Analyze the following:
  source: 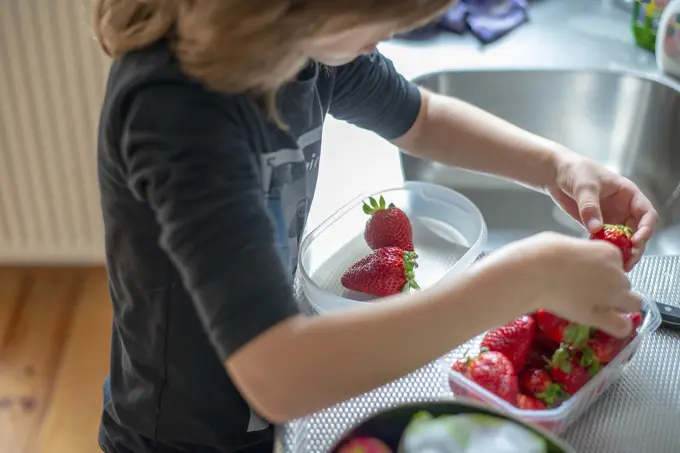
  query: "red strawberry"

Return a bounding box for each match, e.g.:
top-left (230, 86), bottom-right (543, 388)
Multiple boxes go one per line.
top-left (338, 437), bottom-right (392, 453)
top-left (341, 247), bottom-right (419, 297)
top-left (525, 347), bottom-right (551, 371)
top-left (452, 357), bottom-right (469, 374)
top-left (517, 394), bottom-right (547, 410)
top-left (533, 327), bottom-right (561, 352)
top-left (524, 328), bottom-right (560, 369)
top-left (464, 349), bottom-right (519, 405)
top-left (536, 310), bottom-right (591, 348)
top-left (480, 315), bottom-right (535, 371)
top-left (550, 350), bottom-right (594, 395)
top-left (589, 224), bottom-right (634, 263)
top-left (518, 368), bottom-right (565, 407)
top-left (580, 311), bottom-right (644, 366)
top-left (363, 196), bottom-right (414, 252)
top-left (535, 310), bottom-right (570, 344)
top-left (581, 331), bottom-right (626, 365)
top-left (627, 311), bottom-right (644, 330)
top-left (626, 311), bottom-right (643, 342)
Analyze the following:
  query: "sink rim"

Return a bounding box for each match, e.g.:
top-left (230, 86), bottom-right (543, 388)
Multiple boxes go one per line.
top-left (411, 66), bottom-right (680, 94)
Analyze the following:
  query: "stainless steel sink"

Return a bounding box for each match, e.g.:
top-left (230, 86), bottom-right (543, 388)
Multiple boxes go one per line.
top-left (401, 70), bottom-right (680, 254)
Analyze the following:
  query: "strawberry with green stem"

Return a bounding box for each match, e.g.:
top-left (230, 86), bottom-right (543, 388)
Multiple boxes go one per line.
top-left (579, 311), bottom-right (643, 367)
top-left (452, 348), bottom-right (519, 405)
top-left (549, 311), bottom-right (642, 376)
top-left (536, 310), bottom-right (596, 350)
top-left (535, 310), bottom-right (572, 345)
top-left (341, 247), bottom-right (420, 297)
top-left (549, 351), bottom-right (594, 395)
top-left (590, 224), bottom-right (635, 263)
top-left (518, 368), bottom-right (566, 408)
top-left (363, 195), bottom-right (414, 252)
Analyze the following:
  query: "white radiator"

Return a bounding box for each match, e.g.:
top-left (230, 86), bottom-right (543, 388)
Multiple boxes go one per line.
top-left (0, 1), bottom-right (110, 264)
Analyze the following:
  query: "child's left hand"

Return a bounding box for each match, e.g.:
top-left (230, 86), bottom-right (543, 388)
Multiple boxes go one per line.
top-left (547, 152), bottom-right (659, 271)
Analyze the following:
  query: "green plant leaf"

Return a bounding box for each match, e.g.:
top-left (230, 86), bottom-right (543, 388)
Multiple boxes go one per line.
top-left (379, 195), bottom-right (386, 209)
top-left (579, 346), bottom-right (595, 367)
top-left (369, 197), bottom-right (379, 209)
top-left (563, 324), bottom-right (591, 349)
top-left (587, 361), bottom-right (601, 377)
top-left (552, 347), bottom-right (572, 373)
top-left (536, 383), bottom-right (564, 407)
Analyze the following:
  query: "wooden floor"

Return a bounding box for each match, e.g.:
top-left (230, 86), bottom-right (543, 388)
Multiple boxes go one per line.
top-left (0, 267), bottom-right (112, 453)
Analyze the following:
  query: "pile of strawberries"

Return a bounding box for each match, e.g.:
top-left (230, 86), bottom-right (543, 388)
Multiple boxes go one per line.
top-left (341, 196), bottom-right (419, 297)
top-left (451, 224), bottom-right (642, 410)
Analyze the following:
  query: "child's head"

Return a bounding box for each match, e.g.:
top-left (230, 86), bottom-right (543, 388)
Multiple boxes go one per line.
top-left (93, 0), bottom-right (452, 93)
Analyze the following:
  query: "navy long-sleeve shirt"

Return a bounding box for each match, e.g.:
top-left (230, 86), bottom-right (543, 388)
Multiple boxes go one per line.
top-left (97, 40), bottom-right (421, 453)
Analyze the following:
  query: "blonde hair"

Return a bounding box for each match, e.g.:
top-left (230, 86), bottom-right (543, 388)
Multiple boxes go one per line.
top-left (93, 0), bottom-right (452, 96)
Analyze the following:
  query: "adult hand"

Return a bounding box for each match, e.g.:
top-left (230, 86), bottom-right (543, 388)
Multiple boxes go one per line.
top-left (546, 152), bottom-right (659, 271)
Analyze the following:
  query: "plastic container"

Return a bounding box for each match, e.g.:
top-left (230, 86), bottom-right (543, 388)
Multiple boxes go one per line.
top-left (443, 292), bottom-right (662, 434)
top-left (299, 181), bottom-right (487, 313)
top-left (656, 0), bottom-right (680, 79)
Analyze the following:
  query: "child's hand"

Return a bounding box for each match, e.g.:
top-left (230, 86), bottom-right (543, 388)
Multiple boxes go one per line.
top-left (487, 232), bottom-right (641, 339)
top-left (547, 152), bottom-right (659, 271)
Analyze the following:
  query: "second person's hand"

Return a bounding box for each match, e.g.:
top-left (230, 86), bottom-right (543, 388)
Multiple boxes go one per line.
top-left (547, 151), bottom-right (659, 271)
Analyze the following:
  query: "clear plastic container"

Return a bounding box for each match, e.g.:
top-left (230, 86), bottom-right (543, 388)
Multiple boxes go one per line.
top-left (443, 292), bottom-right (662, 434)
top-left (299, 181), bottom-right (487, 313)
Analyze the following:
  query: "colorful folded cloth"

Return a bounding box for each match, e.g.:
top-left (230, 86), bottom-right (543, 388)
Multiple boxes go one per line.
top-left (399, 0), bottom-right (529, 44)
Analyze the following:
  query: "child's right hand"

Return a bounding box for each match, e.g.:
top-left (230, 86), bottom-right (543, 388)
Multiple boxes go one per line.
top-left (486, 232), bottom-right (641, 339)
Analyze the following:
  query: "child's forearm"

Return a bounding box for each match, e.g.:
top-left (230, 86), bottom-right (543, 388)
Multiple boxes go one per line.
top-left (226, 254), bottom-right (535, 424)
top-left (394, 89), bottom-right (568, 192)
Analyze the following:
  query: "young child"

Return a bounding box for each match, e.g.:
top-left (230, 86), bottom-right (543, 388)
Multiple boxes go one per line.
top-left (93, 1), bottom-right (657, 452)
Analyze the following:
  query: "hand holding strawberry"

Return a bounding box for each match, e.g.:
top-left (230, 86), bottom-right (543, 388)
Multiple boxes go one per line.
top-left (546, 151), bottom-right (658, 270)
top-left (589, 224), bottom-right (634, 264)
top-left (487, 232), bottom-right (641, 339)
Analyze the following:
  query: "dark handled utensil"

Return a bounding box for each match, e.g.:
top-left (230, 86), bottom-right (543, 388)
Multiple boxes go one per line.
top-left (656, 301), bottom-right (680, 329)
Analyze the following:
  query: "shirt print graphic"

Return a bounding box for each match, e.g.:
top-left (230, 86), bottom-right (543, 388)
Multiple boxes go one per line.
top-left (260, 127), bottom-right (322, 275)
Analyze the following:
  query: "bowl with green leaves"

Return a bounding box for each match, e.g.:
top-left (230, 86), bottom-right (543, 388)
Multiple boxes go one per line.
top-left (330, 399), bottom-right (576, 453)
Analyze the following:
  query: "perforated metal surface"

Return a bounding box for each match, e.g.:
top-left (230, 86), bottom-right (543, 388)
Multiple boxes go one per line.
top-left (276, 256), bottom-right (680, 453)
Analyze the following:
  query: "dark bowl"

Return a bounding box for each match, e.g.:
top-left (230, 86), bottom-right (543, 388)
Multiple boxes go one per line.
top-left (329, 399), bottom-right (576, 453)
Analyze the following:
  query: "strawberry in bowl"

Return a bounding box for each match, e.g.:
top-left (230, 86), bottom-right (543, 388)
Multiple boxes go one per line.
top-left (362, 196), bottom-right (414, 252)
top-left (341, 247), bottom-right (420, 297)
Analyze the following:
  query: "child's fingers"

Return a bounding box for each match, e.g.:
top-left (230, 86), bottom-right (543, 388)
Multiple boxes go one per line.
top-left (590, 309), bottom-right (635, 339)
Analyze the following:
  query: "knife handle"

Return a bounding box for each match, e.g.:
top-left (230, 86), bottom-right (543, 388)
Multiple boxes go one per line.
top-left (655, 301), bottom-right (680, 330)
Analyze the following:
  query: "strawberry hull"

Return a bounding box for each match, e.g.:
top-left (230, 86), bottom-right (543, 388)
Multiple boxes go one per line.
top-left (445, 291), bottom-right (660, 434)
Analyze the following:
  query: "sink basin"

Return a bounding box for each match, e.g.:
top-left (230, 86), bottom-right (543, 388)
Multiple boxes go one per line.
top-left (401, 70), bottom-right (680, 255)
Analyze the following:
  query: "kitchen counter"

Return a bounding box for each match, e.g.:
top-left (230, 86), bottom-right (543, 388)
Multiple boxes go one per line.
top-left (280, 256), bottom-right (680, 453)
